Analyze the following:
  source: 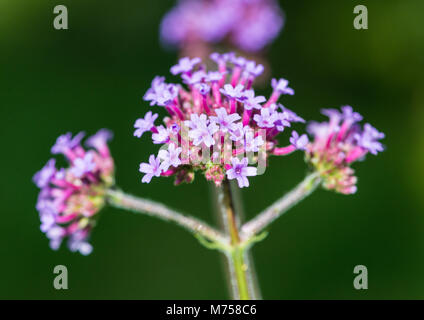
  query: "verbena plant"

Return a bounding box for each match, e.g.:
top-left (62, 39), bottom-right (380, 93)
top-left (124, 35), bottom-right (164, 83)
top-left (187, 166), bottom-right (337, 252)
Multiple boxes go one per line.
top-left (33, 53), bottom-right (384, 299)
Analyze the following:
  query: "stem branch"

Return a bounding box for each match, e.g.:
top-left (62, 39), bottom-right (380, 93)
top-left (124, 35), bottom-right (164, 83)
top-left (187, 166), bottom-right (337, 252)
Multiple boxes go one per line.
top-left (241, 172), bottom-right (321, 238)
top-left (106, 189), bottom-right (228, 245)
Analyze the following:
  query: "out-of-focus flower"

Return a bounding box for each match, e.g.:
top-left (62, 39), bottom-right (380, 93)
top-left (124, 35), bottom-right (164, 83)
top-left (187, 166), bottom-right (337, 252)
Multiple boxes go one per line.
top-left (33, 130), bottom-right (114, 254)
top-left (289, 130), bottom-right (309, 151)
top-left (160, 0), bottom-right (284, 53)
top-left (134, 53), bottom-right (307, 188)
top-left (306, 106), bottom-right (385, 194)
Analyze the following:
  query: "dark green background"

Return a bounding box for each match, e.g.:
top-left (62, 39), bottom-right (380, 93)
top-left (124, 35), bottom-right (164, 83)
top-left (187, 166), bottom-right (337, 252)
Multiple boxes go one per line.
top-left (1, 0), bottom-right (423, 299)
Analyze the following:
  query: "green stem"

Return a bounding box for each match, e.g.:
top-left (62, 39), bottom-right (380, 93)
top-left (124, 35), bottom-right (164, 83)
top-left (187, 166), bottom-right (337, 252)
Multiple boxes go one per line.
top-left (105, 189), bottom-right (228, 245)
top-left (231, 247), bottom-right (250, 300)
top-left (240, 172), bottom-right (322, 238)
top-left (215, 179), bottom-right (260, 300)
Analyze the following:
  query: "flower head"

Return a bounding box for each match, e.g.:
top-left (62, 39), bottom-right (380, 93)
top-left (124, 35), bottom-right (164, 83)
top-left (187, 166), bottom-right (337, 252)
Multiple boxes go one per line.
top-left (160, 0), bottom-right (284, 53)
top-left (306, 106), bottom-right (385, 194)
top-left (34, 129), bottom-right (115, 254)
top-left (134, 53), bottom-right (307, 187)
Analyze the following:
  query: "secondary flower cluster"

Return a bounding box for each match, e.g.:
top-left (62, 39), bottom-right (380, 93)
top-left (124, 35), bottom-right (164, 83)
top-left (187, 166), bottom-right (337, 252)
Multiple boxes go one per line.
top-left (33, 130), bottom-right (114, 254)
top-left (134, 53), bottom-right (307, 188)
top-left (306, 106), bottom-right (385, 194)
top-left (160, 0), bottom-right (284, 53)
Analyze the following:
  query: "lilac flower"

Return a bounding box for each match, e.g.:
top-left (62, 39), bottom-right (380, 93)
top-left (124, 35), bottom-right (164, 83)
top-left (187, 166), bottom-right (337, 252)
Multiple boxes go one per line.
top-left (134, 111), bottom-right (158, 138)
top-left (244, 61), bottom-right (264, 77)
top-left (182, 70), bottom-right (206, 85)
top-left (210, 107), bottom-right (241, 132)
top-left (244, 129), bottom-right (264, 152)
top-left (51, 132), bottom-right (85, 155)
top-left (71, 153), bottom-right (96, 178)
top-left (220, 84), bottom-right (245, 100)
top-left (226, 157), bottom-right (257, 188)
top-left (229, 122), bottom-right (245, 142)
top-left (307, 121), bottom-right (329, 138)
top-left (307, 106), bottom-right (385, 194)
top-left (40, 211), bottom-right (57, 233)
top-left (253, 107), bottom-right (279, 128)
top-left (195, 83), bottom-right (211, 95)
top-left (86, 129), bottom-right (113, 150)
top-left (321, 108), bottom-right (342, 124)
top-left (355, 123), bottom-right (385, 155)
top-left (242, 90), bottom-right (266, 110)
top-left (189, 120), bottom-right (219, 147)
top-left (68, 230), bottom-right (93, 255)
top-left (230, 55), bottom-right (247, 67)
top-left (69, 237), bottom-right (93, 256)
top-left (210, 52), bottom-right (233, 64)
top-left (36, 189), bottom-right (57, 215)
top-left (271, 78), bottom-right (294, 95)
top-left (231, 0), bottom-right (284, 52)
top-left (160, 1), bottom-right (284, 53)
top-left (279, 105), bottom-right (305, 123)
top-left (206, 71), bottom-right (224, 82)
top-left (158, 144), bottom-right (182, 171)
top-left (136, 52), bottom-right (307, 187)
top-left (46, 226), bottom-right (66, 250)
top-left (33, 159), bottom-right (56, 188)
top-left (171, 57), bottom-right (201, 75)
top-left (170, 123), bottom-right (181, 135)
top-left (152, 125), bottom-right (170, 144)
top-left (274, 111), bottom-right (291, 132)
top-left (34, 130), bottom-right (114, 254)
top-left (144, 76), bottom-right (167, 106)
top-left (341, 105), bottom-right (363, 123)
top-left (289, 131), bottom-right (309, 150)
top-left (155, 84), bottom-right (179, 106)
top-left (139, 154), bottom-right (162, 183)
top-left (185, 114), bottom-right (209, 132)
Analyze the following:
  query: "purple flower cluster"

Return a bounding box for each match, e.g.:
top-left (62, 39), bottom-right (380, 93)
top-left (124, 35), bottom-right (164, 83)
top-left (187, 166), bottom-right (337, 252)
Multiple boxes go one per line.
top-left (33, 130), bottom-right (114, 254)
top-left (160, 0), bottom-right (284, 53)
top-left (306, 106), bottom-right (385, 194)
top-left (134, 53), bottom-right (307, 188)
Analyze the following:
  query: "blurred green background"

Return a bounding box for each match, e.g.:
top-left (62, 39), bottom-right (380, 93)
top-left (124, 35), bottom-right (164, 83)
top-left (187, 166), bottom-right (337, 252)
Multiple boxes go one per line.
top-left (1, 0), bottom-right (423, 299)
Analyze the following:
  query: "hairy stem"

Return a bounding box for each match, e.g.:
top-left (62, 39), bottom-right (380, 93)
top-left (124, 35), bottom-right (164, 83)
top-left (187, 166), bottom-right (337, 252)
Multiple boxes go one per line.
top-left (240, 172), bottom-right (321, 238)
top-left (106, 188), bottom-right (228, 245)
top-left (215, 180), bottom-right (260, 300)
